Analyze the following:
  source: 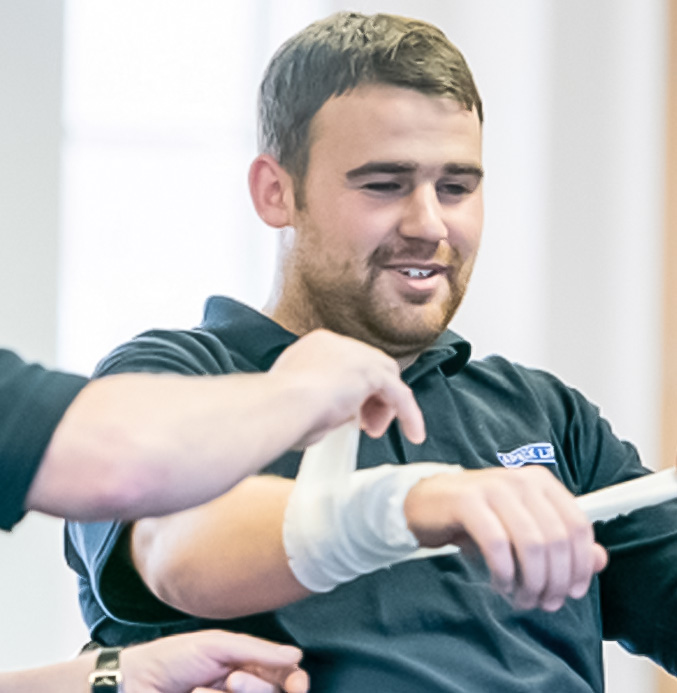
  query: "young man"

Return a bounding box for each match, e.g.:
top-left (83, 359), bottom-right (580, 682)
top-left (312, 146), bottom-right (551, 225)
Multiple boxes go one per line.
top-left (65, 12), bottom-right (677, 693)
top-left (3, 329), bottom-right (423, 692)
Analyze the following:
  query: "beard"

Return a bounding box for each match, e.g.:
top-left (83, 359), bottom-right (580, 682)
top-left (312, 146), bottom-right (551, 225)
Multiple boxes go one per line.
top-left (297, 240), bottom-right (472, 358)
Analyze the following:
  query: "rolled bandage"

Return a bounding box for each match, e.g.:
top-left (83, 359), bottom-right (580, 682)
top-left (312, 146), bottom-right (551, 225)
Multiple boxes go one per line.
top-left (576, 468), bottom-right (677, 523)
top-left (283, 422), bottom-right (461, 593)
top-left (284, 422), bottom-right (677, 594)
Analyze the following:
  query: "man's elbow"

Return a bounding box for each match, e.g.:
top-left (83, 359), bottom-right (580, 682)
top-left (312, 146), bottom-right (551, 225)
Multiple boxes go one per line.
top-left (130, 520), bottom-right (242, 619)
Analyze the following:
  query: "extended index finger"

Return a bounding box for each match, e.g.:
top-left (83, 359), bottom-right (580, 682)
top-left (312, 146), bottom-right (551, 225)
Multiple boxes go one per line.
top-left (361, 378), bottom-right (425, 444)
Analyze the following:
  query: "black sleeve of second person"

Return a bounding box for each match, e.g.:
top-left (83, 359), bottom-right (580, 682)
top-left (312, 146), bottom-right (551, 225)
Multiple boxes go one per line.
top-left (0, 349), bottom-right (87, 531)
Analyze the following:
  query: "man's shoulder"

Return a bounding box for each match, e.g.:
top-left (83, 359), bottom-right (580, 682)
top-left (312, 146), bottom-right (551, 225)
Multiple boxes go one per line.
top-left (93, 326), bottom-right (239, 377)
top-left (453, 353), bottom-right (598, 422)
top-left (462, 353), bottom-right (570, 391)
top-left (94, 296), bottom-right (296, 378)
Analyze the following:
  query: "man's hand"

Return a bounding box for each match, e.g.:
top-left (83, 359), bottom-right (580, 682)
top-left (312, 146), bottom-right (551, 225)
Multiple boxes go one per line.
top-left (122, 630), bottom-right (308, 693)
top-left (269, 329), bottom-right (425, 446)
top-left (404, 466), bottom-right (609, 611)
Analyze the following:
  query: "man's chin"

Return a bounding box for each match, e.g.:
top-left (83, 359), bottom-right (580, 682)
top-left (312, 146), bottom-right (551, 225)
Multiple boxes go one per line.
top-left (367, 315), bottom-right (450, 357)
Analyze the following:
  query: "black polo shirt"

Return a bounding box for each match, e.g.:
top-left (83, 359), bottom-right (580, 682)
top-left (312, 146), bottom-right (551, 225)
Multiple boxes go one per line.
top-left (0, 349), bottom-right (87, 530)
top-left (65, 296), bottom-right (677, 691)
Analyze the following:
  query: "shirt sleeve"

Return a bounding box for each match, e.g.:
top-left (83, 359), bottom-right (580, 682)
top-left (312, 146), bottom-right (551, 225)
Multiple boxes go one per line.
top-left (0, 349), bottom-right (87, 531)
top-left (65, 330), bottom-right (239, 641)
top-left (529, 366), bottom-right (677, 673)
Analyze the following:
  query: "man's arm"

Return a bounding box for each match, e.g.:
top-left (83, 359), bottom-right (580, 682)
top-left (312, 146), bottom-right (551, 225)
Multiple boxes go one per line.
top-left (132, 476), bottom-right (308, 618)
top-left (132, 462), bottom-right (607, 620)
top-left (27, 329), bottom-right (424, 521)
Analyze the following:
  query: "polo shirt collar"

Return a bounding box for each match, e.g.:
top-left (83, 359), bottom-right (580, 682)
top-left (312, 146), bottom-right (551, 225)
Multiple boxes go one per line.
top-left (401, 330), bottom-right (471, 384)
top-left (202, 296), bottom-right (297, 371)
top-left (202, 296), bottom-right (471, 379)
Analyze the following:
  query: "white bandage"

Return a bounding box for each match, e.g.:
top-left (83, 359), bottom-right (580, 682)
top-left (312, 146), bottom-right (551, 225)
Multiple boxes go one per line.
top-left (283, 422), bottom-right (462, 593)
top-left (284, 424), bottom-right (677, 594)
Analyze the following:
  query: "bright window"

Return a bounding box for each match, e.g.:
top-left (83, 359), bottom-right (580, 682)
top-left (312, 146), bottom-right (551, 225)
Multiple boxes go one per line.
top-left (58, 0), bottom-right (327, 373)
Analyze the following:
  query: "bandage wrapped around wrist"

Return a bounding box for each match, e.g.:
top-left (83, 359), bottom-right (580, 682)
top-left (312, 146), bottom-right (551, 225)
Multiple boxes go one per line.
top-left (283, 423), bottom-right (461, 593)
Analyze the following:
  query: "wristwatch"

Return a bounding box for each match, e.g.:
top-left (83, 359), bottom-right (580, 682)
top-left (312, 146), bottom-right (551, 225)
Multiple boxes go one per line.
top-left (89, 647), bottom-right (124, 692)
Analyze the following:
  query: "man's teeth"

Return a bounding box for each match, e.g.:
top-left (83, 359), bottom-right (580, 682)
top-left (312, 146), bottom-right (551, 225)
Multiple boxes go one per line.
top-left (399, 268), bottom-right (435, 279)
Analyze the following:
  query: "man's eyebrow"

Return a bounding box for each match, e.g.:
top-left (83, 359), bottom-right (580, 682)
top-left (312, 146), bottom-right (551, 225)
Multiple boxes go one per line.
top-left (345, 161), bottom-right (484, 180)
top-left (345, 162), bottom-right (417, 179)
top-left (443, 163), bottom-right (484, 179)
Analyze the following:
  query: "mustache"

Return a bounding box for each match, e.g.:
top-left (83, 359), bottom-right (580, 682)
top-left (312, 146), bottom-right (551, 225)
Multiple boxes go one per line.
top-left (368, 240), bottom-right (461, 268)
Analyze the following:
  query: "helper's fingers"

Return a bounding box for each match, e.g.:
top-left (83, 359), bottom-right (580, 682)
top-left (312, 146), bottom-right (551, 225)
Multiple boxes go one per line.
top-left (229, 665), bottom-right (309, 693)
top-left (360, 379), bottom-right (425, 444)
top-left (224, 670), bottom-right (277, 693)
top-left (199, 633), bottom-right (303, 670)
top-left (282, 668), bottom-right (310, 693)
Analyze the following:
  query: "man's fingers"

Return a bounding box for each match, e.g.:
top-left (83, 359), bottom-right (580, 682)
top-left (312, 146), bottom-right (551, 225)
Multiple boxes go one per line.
top-left (519, 490), bottom-right (576, 610)
top-left (406, 468), bottom-right (604, 611)
top-left (542, 483), bottom-right (600, 601)
top-left (451, 500), bottom-right (516, 593)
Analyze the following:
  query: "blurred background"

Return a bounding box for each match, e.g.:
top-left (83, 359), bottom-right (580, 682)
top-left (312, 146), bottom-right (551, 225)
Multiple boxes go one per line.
top-left (1, 0), bottom-right (675, 690)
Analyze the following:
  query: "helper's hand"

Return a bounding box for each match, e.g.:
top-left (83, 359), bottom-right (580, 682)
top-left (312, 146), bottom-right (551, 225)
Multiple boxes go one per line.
top-left (121, 630), bottom-right (308, 693)
top-left (403, 466), bottom-right (608, 612)
top-left (269, 329), bottom-right (425, 446)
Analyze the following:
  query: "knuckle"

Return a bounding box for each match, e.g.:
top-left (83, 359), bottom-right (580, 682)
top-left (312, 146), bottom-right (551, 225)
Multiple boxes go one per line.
top-left (486, 536), bottom-right (510, 559)
top-left (569, 518), bottom-right (592, 541)
top-left (523, 465), bottom-right (551, 482)
top-left (545, 534), bottom-right (570, 554)
top-left (522, 538), bottom-right (547, 561)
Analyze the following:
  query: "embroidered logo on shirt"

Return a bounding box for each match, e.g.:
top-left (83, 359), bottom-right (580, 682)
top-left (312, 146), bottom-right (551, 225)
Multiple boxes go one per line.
top-left (496, 443), bottom-right (556, 468)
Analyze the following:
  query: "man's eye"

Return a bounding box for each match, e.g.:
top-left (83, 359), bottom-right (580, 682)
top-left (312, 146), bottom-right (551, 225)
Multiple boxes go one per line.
top-left (438, 176), bottom-right (481, 197)
top-left (438, 183), bottom-right (469, 196)
top-left (362, 181), bottom-right (402, 192)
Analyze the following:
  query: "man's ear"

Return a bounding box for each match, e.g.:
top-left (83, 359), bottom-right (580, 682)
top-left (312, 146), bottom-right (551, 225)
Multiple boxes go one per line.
top-left (248, 154), bottom-right (296, 228)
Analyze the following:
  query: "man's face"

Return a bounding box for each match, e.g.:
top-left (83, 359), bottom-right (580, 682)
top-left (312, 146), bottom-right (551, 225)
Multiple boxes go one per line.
top-left (273, 83), bottom-right (484, 360)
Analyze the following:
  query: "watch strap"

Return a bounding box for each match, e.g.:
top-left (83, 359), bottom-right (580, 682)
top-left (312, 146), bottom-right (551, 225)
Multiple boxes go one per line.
top-left (89, 646), bottom-right (123, 692)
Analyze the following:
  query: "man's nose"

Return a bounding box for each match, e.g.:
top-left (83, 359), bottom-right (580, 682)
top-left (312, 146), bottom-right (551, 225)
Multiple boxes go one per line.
top-left (398, 184), bottom-right (447, 243)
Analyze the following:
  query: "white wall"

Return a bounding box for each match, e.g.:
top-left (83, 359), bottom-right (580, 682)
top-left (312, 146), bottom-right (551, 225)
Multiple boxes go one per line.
top-left (0, 0), bottom-right (91, 670)
top-left (0, 1), bottom-right (669, 690)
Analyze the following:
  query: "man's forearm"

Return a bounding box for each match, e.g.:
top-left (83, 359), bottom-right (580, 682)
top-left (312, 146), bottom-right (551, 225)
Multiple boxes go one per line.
top-left (132, 475), bottom-right (313, 619)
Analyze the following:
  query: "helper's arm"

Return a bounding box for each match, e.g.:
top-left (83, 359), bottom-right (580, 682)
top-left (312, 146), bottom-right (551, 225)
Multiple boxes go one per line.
top-left (0, 630), bottom-right (308, 693)
top-left (30, 329), bottom-right (423, 522)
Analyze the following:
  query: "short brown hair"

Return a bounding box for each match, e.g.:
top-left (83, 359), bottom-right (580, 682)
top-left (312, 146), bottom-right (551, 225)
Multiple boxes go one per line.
top-left (257, 11), bottom-right (483, 204)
